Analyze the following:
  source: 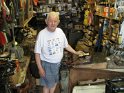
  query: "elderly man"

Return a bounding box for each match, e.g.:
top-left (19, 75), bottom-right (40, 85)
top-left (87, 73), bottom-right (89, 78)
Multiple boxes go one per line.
top-left (34, 11), bottom-right (82, 93)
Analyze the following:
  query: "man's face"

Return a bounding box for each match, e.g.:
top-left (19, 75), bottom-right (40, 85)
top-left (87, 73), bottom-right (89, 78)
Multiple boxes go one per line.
top-left (46, 16), bottom-right (59, 32)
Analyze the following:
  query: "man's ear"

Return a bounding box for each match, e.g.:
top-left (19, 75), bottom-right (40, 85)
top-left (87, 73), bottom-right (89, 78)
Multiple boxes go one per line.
top-left (45, 19), bottom-right (47, 24)
top-left (58, 20), bottom-right (60, 25)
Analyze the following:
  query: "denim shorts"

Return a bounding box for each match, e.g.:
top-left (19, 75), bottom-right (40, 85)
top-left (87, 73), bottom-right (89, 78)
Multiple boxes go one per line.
top-left (40, 61), bottom-right (60, 88)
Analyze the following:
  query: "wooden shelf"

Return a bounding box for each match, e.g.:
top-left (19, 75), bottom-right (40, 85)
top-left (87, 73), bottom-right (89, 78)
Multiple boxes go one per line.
top-left (95, 13), bottom-right (120, 21)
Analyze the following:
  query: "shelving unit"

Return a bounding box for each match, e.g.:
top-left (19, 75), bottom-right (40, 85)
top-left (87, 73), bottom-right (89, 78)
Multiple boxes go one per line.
top-left (94, 0), bottom-right (122, 44)
top-left (75, 0), bottom-right (124, 58)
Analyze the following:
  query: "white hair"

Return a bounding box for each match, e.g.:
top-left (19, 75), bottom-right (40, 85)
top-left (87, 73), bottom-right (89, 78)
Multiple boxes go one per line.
top-left (46, 11), bottom-right (60, 21)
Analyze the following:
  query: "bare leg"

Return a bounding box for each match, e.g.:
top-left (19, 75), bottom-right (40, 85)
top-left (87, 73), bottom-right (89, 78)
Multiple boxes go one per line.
top-left (43, 86), bottom-right (49, 93)
top-left (50, 83), bottom-right (57, 93)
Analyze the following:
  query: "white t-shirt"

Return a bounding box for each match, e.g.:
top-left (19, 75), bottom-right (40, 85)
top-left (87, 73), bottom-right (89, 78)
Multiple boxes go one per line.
top-left (34, 27), bottom-right (68, 63)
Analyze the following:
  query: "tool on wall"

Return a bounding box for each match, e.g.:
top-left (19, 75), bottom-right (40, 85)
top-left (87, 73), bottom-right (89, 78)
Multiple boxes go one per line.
top-left (1, 0), bottom-right (10, 33)
top-left (94, 21), bottom-right (104, 52)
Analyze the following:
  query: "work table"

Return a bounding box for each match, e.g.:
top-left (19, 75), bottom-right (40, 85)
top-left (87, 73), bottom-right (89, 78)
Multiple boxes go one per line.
top-left (10, 56), bottom-right (30, 89)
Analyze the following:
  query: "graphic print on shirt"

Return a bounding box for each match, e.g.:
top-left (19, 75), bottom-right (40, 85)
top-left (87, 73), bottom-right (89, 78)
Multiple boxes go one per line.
top-left (47, 37), bottom-right (62, 55)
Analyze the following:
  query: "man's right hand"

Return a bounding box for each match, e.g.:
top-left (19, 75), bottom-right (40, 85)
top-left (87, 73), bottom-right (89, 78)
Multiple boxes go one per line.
top-left (39, 67), bottom-right (45, 77)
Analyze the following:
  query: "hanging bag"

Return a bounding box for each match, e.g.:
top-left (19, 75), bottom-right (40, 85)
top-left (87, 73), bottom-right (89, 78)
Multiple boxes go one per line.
top-left (29, 51), bottom-right (40, 79)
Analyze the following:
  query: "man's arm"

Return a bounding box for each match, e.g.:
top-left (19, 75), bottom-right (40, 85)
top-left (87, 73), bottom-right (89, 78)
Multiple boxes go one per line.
top-left (65, 44), bottom-right (82, 55)
top-left (35, 53), bottom-right (45, 77)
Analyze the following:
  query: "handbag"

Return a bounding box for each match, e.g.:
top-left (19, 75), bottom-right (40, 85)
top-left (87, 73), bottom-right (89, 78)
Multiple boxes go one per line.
top-left (29, 51), bottom-right (40, 79)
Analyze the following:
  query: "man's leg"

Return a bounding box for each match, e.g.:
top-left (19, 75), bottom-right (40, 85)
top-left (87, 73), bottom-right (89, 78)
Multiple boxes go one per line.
top-left (50, 83), bottom-right (57, 93)
top-left (43, 86), bottom-right (49, 93)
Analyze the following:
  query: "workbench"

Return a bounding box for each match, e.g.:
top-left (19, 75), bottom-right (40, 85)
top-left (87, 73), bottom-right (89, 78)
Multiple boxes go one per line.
top-left (69, 63), bottom-right (124, 93)
top-left (10, 56), bottom-right (32, 93)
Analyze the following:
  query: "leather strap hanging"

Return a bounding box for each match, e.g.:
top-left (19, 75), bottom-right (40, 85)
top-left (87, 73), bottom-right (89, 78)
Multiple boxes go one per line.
top-left (95, 22), bottom-right (104, 52)
top-left (0, 32), bottom-right (6, 46)
top-left (1, 0), bottom-right (10, 33)
top-left (33, 0), bottom-right (38, 6)
top-left (19, 0), bottom-right (26, 8)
